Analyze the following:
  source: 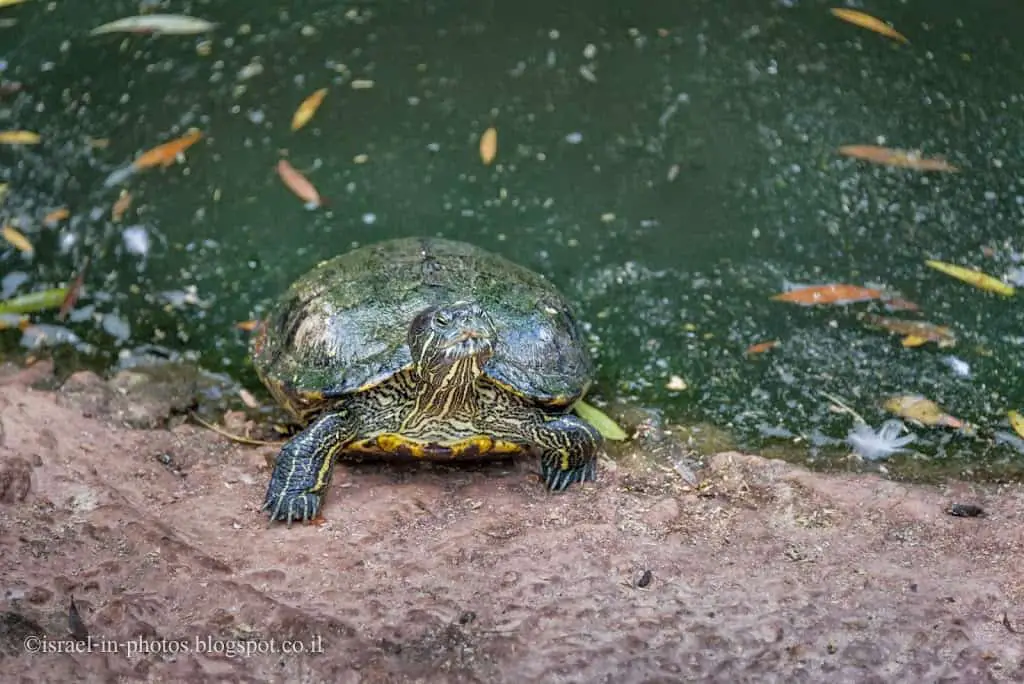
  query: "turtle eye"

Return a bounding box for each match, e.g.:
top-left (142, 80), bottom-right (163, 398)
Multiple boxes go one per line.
top-left (433, 311), bottom-right (452, 327)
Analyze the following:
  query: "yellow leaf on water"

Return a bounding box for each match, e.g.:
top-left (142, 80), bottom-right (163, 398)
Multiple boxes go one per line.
top-left (900, 335), bottom-right (927, 348)
top-left (883, 395), bottom-right (972, 433)
top-left (573, 399), bottom-right (628, 441)
top-left (0, 0), bottom-right (29, 9)
top-left (830, 8), bottom-right (908, 44)
top-left (925, 259), bottom-right (1015, 297)
top-left (479, 126), bottom-right (497, 165)
top-left (291, 88), bottom-right (328, 131)
top-left (2, 224), bottom-right (33, 254)
top-left (1008, 411), bottom-right (1024, 440)
top-left (0, 130), bottom-right (40, 145)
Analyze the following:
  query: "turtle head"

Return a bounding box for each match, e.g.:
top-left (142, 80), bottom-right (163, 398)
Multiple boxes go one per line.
top-left (408, 301), bottom-right (496, 379)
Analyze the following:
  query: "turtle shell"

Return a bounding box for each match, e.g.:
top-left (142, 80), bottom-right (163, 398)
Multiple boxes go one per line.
top-left (252, 237), bottom-right (594, 418)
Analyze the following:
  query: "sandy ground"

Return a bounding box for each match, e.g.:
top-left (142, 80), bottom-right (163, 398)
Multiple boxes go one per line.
top-left (2, 359), bottom-right (1024, 683)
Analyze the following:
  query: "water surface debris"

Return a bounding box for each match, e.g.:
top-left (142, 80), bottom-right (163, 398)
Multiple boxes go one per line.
top-left (846, 420), bottom-right (915, 461)
top-left (573, 400), bottom-right (628, 441)
top-left (1, 225), bottom-right (33, 254)
top-left (829, 8), bottom-right (908, 44)
top-left (276, 160), bottom-right (322, 207)
top-left (925, 260), bottom-right (1015, 297)
top-left (133, 129), bottom-right (203, 170)
top-left (90, 14), bottom-right (217, 36)
top-left (291, 88), bottom-right (328, 131)
top-left (479, 126), bottom-right (498, 165)
top-left (745, 340), bottom-right (779, 355)
top-left (0, 287), bottom-right (69, 315)
top-left (771, 283), bottom-right (882, 306)
top-left (883, 395), bottom-right (968, 431)
top-left (43, 208), bottom-right (70, 225)
top-left (1008, 410), bottom-right (1024, 440)
top-left (860, 314), bottom-right (956, 348)
top-left (0, 0), bottom-right (30, 8)
top-left (838, 145), bottom-right (956, 172)
top-left (0, 130), bottom-right (40, 145)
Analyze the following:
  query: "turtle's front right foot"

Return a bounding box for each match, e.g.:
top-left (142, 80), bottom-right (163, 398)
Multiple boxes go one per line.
top-left (261, 418), bottom-right (344, 525)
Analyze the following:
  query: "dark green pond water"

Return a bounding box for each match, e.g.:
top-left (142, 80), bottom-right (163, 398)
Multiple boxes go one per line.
top-left (3, 0), bottom-right (1024, 471)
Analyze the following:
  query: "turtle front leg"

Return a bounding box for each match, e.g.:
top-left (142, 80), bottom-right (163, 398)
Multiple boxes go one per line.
top-left (262, 411), bottom-right (356, 525)
top-left (533, 413), bottom-right (603, 492)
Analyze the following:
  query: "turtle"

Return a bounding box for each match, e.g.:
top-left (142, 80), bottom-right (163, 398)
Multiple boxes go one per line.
top-left (252, 236), bottom-right (603, 524)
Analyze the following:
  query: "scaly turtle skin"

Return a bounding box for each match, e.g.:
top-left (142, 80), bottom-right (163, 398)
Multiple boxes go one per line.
top-left (253, 236), bottom-right (602, 524)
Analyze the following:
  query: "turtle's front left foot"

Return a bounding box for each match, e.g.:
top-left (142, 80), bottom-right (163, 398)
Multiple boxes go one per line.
top-left (262, 488), bottom-right (323, 525)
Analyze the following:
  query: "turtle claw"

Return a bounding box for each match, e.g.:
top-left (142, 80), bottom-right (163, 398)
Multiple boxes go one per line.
top-left (540, 457), bottom-right (597, 492)
top-left (262, 490), bottom-right (322, 525)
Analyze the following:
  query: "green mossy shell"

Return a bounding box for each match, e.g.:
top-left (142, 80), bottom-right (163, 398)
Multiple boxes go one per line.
top-left (253, 237), bottom-right (594, 409)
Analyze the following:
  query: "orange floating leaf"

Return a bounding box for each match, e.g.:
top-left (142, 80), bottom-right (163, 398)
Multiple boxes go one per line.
top-left (111, 191), bottom-right (132, 222)
top-left (43, 207), bottom-right (70, 225)
top-left (276, 159), bottom-right (322, 207)
top-left (2, 224), bottom-right (33, 254)
top-left (291, 88), bottom-right (328, 131)
top-left (772, 283), bottom-right (883, 306)
top-left (838, 145), bottom-right (957, 172)
top-left (746, 340), bottom-right (780, 355)
top-left (133, 129), bottom-right (203, 170)
top-left (235, 319), bottom-right (260, 331)
top-left (830, 8), bottom-right (908, 44)
top-left (479, 126), bottom-right (497, 165)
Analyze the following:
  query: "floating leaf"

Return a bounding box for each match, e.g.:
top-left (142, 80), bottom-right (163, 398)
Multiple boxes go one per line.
top-left (925, 259), bottom-right (1015, 297)
top-left (1008, 411), bottom-right (1024, 440)
top-left (772, 283), bottom-right (882, 306)
top-left (0, 288), bottom-right (69, 314)
top-left (0, 130), bottom-right (40, 145)
top-left (111, 191), bottom-right (132, 222)
top-left (43, 207), bottom-right (69, 225)
top-left (291, 88), bottom-right (328, 131)
top-left (830, 8), bottom-right (908, 44)
top-left (883, 395), bottom-right (968, 431)
top-left (90, 14), bottom-right (217, 36)
top-left (133, 129), bottom-right (202, 170)
top-left (860, 314), bottom-right (956, 348)
top-left (0, 0), bottom-right (30, 8)
top-left (573, 400), bottom-right (628, 441)
top-left (838, 145), bottom-right (956, 172)
top-left (276, 159), bottom-right (322, 207)
top-left (2, 224), bottom-right (33, 254)
top-left (479, 126), bottom-right (497, 165)
top-left (746, 340), bottom-right (779, 355)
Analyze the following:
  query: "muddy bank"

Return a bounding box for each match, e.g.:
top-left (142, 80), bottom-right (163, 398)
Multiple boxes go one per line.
top-left (1, 360), bottom-right (1023, 683)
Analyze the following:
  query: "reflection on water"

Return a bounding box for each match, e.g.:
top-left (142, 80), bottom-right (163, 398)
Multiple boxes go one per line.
top-left (2, 0), bottom-right (1024, 470)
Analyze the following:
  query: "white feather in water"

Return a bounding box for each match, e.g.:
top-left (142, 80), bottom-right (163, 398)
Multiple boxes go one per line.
top-left (846, 419), bottom-right (916, 461)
